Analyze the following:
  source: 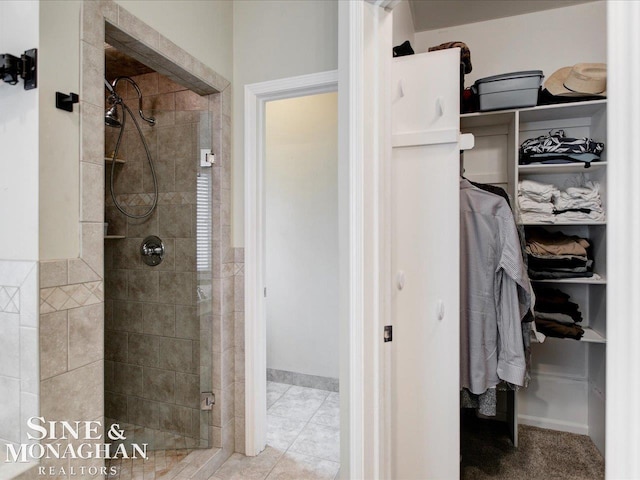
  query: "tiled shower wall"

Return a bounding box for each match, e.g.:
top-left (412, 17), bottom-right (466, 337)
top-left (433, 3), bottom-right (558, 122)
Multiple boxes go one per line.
top-left (103, 72), bottom-right (209, 442)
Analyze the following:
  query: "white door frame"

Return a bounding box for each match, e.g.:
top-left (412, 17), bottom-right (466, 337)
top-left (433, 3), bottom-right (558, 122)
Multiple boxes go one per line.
top-left (245, 2), bottom-right (393, 477)
top-left (606, 2), bottom-right (640, 479)
top-left (243, 70), bottom-right (339, 458)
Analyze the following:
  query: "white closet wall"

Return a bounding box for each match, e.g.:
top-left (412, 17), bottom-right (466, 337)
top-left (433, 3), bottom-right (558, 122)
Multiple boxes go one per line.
top-left (412, 1), bottom-right (607, 85)
top-left (392, 0), bottom-right (415, 49)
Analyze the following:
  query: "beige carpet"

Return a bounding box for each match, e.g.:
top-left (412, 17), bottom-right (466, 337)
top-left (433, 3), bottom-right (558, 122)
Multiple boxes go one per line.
top-left (461, 416), bottom-right (604, 480)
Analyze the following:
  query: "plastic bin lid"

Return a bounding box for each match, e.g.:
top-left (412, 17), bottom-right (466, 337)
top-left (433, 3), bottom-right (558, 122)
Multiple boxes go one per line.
top-left (475, 70), bottom-right (544, 84)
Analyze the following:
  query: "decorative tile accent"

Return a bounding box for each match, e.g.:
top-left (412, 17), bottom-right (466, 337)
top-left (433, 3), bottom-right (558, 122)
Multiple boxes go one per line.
top-left (0, 286), bottom-right (20, 313)
top-left (233, 264), bottom-right (244, 275)
top-left (40, 281), bottom-right (104, 313)
top-left (105, 192), bottom-right (197, 207)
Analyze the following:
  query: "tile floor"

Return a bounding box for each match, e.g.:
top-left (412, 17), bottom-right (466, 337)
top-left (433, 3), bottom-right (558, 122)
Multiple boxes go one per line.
top-left (107, 382), bottom-right (340, 480)
top-left (107, 449), bottom-right (196, 479)
top-left (210, 382), bottom-right (340, 480)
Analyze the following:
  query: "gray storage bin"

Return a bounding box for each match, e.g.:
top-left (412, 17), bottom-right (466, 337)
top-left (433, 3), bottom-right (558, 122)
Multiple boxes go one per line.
top-left (473, 70), bottom-right (544, 111)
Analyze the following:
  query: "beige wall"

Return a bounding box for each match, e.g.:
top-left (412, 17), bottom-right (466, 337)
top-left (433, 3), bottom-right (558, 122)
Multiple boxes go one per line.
top-left (114, 0), bottom-right (233, 82)
top-left (265, 92), bottom-right (339, 379)
top-left (232, 0), bottom-right (339, 246)
top-left (413, 1), bottom-right (606, 86)
top-left (39, 0), bottom-right (81, 261)
top-left (39, 0), bottom-right (233, 261)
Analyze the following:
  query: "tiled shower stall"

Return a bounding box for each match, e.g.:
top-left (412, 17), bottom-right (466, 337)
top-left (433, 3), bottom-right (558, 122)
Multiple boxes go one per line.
top-left (103, 71), bottom-right (213, 447)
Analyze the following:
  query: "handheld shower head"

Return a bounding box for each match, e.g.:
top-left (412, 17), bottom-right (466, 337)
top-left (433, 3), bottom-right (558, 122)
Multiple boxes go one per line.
top-left (104, 78), bottom-right (123, 128)
top-left (105, 104), bottom-right (121, 128)
top-left (107, 76), bottom-right (156, 126)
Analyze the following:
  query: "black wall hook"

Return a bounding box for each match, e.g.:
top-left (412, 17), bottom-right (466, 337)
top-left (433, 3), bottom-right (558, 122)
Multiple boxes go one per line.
top-left (56, 92), bottom-right (79, 112)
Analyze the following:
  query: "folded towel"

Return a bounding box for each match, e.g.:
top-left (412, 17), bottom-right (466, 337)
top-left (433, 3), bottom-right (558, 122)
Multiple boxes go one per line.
top-left (519, 180), bottom-right (560, 203)
top-left (518, 196), bottom-right (554, 214)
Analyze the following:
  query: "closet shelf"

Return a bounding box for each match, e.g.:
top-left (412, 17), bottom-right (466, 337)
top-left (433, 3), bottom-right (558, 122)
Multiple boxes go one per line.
top-left (533, 327), bottom-right (606, 344)
top-left (521, 221), bottom-right (606, 226)
top-left (532, 275), bottom-right (606, 285)
top-left (461, 99), bottom-right (607, 126)
top-left (518, 99), bottom-right (607, 123)
top-left (104, 235), bottom-right (125, 240)
top-left (105, 156), bottom-right (125, 164)
top-left (580, 328), bottom-right (607, 343)
top-left (518, 162), bottom-right (607, 175)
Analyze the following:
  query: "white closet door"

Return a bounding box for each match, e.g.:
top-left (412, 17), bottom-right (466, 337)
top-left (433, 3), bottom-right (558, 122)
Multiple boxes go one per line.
top-left (390, 50), bottom-right (460, 480)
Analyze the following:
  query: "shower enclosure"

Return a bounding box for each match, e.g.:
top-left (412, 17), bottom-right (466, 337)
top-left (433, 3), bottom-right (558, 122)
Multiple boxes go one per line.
top-left (103, 63), bottom-right (214, 451)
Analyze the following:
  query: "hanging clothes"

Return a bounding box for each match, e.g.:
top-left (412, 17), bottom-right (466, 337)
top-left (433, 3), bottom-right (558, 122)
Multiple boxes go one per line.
top-left (460, 179), bottom-right (535, 396)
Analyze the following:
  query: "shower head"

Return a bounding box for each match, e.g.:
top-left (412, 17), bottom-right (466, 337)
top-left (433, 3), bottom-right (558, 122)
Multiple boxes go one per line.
top-left (105, 103), bottom-right (121, 128)
top-left (104, 78), bottom-right (123, 128)
top-left (106, 76), bottom-right (156, 127)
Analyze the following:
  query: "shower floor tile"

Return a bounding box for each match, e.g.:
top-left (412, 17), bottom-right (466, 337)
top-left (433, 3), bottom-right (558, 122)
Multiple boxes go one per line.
top-left (105, 419), bottom-right (206, 453)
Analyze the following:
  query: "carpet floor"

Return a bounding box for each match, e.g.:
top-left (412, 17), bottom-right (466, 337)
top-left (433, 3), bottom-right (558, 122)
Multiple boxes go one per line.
top-left (461, 416), bottom-right (604, 480)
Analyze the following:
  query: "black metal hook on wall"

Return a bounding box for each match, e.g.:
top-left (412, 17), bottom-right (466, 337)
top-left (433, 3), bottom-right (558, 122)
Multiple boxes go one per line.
top-left (56, 92), bottom-right (79, 112)
top-left (0, 49), bottom-right (37, 89)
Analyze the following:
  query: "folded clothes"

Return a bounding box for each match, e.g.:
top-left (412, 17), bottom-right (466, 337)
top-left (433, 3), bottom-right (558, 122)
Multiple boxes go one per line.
top-left (533, 287), bottom-right (584, 325)
top-left (563, 181), bottom-right (601, 198)
top-left (554, 198), bottom-right (603, 210)
top-left (518, 196), bottom-right (554, 214)
top-left (534, 317), bottom-right (584, 340)
top-left (517, 178), bottom-right (605, 223)
top-left (534, 302), bottom-right (583, 321)
top-left (554, 207), bottom-right (596, 214)
top-left (528, 254), bottom-right (590, 270)
top-left (520, 152), bottom-right (601, 166)
top-left (534, 311), bottom-right (580, 325)
top-left (529, 270), bottom-right (594, 280)
top-left (526, 228), bottom-right (590, 257)
top-left (518, 180), bottom-right (559, 203)
top-left (520, 212), bottom-right (555, 224)
top-left (554, 209), bottom-right (605, 223)
top-left (526, 251), bottom-right (589, 262)
top-left (533, 287), bottom-right (570, 303)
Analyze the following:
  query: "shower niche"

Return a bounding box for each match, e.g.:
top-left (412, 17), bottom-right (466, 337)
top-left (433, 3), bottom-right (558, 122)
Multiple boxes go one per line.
top-left (103, 46), bottom-right (215, 451)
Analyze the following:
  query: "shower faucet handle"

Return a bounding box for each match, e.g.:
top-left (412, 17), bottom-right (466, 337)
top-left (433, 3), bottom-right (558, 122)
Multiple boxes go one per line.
top-left (140, 236), bottom-right (165, 266)
top-left (142, 245), bottom-right (163, 256)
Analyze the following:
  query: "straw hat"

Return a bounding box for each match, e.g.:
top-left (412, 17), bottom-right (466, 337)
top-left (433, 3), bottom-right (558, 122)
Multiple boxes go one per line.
top-left (544, 63), bottom-right (606, 97)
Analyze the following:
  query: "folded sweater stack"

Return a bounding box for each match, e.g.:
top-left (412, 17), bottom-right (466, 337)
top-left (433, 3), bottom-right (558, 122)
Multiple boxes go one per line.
top-left (518, 178), bottom-right (605, 224)
top-left (533, 287), bottom-right (584, 340)
top-left (525, 227), bottom-right (596, 280)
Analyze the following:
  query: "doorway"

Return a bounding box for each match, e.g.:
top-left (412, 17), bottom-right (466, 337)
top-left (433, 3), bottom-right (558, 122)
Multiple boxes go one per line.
top-left (243, 72), bottom-right (340, 466)
top-left (262, 92), bottom-right (340, 472)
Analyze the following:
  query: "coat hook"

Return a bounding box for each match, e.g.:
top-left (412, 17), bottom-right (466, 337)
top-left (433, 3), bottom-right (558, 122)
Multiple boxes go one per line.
top-left (56, 92), bottom-right (79, 112)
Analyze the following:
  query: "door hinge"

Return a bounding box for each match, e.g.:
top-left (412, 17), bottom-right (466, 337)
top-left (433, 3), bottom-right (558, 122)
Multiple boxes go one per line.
top-left (264, 287), bottom-right (267, 297)
top-left (384, 325), bottom-right (393, 342)
top-left (200, 149), bottom-right (214, 167)
top-left (201, 392), bottom-right (215, 410)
